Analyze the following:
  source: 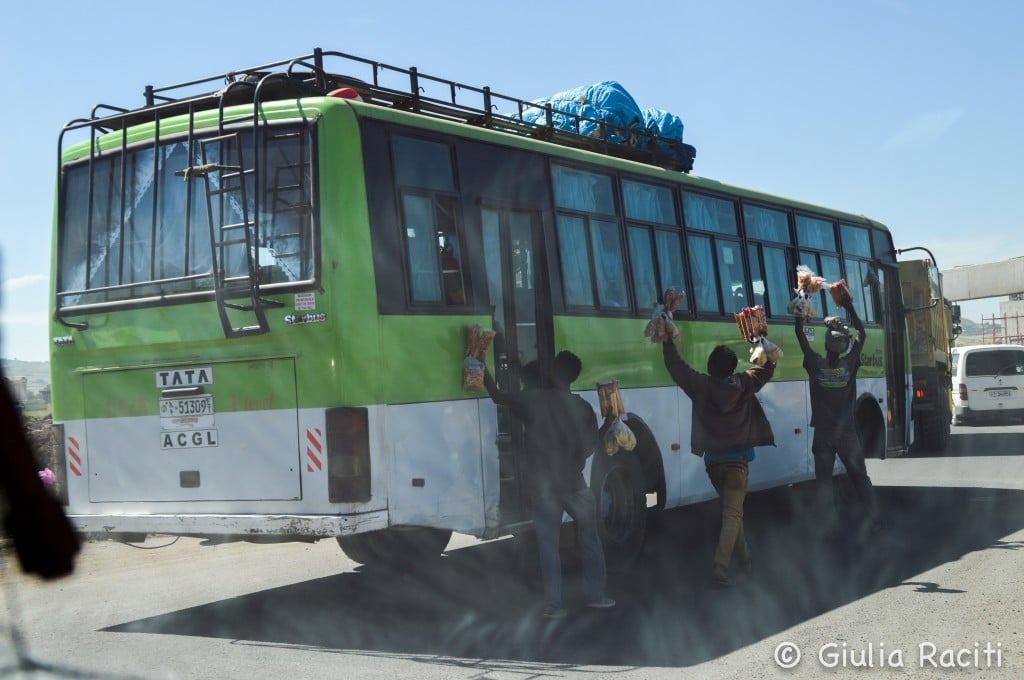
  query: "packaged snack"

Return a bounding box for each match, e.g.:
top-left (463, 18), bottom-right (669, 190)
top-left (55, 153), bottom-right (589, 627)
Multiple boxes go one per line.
top-left (828, 279), bottom-right (854, 307)
top-left (463, 356), bottom-right (485, 391)
top-left (462, 324), bottom-right (497, 391)
top-left (603, 416), bottom-right (637, 455)
top-left (734, 305), bottom-right (767, 341)
top-left (643, 287), bottom-right (685, 345)
top-left (597, 380), bottom-right (624, 419)
top-left (787, 265), bottom-right (825, 318)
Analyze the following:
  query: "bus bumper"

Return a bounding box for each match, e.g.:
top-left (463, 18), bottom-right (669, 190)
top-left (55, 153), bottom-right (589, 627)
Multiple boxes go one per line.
top-left (67, 510), bottom-right (390, 540)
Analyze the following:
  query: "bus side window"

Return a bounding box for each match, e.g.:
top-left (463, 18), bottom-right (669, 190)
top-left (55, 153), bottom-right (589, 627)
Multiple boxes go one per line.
top-left (440, 236), bottom-right (465, 305)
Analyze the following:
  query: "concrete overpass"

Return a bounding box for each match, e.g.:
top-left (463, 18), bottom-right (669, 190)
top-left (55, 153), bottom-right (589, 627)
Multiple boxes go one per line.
top-left (940, 256), bottom-right (1024, 302)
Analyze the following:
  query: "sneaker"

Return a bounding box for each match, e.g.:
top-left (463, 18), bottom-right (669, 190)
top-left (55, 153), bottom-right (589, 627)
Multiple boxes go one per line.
top-left (542, 605), bottom-right (567, 619)
top-left (711, 564), bottom-right (732, 588)
top-left (586, 596), bottom-right (616, 609)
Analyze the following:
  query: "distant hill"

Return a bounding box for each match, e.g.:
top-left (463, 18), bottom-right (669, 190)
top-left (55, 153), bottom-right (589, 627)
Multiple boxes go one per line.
top-left (2, 359), bottom-right (51, 392)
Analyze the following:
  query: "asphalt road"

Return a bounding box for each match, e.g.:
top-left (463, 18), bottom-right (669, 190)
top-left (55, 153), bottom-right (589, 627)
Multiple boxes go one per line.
top-left (2, 422), bottom-right (1023, 679)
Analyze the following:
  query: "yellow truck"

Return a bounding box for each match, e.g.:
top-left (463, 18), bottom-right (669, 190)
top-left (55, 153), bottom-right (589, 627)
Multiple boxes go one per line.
top-left (899, 259), bottom-right (961, 451)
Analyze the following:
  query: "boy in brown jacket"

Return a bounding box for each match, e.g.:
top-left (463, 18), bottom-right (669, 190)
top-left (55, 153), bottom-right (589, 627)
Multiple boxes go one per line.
top-left (662, 339), bottom-right (776, 587)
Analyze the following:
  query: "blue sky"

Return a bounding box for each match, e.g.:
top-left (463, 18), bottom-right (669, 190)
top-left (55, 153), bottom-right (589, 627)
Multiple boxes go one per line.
top-left (1, 1), bottom-right (1021, 361)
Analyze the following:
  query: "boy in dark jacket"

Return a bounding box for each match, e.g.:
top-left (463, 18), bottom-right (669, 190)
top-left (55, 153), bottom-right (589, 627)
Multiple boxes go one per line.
top-left (663, 339), bottom-right (775, 587)
top-left (795, 302), bottom-right (881, 538)
top-left (484, 352), bottom-right (613, 618)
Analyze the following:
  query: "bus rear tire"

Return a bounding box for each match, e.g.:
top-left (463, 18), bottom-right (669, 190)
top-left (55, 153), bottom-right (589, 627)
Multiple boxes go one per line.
top-left (590, 451), bottom-right (646, 570)
top-left (337, 527), bottom-right (452, 567)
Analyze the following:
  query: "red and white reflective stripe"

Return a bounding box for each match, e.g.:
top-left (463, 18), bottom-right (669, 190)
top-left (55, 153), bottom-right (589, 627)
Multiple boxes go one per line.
top-left (306, 427), bottom-right (323, 473)
top-left (67, 436), bottom-right (82, 477)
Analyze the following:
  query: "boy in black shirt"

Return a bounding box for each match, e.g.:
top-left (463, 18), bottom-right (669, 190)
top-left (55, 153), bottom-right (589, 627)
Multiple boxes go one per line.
top-left (795, 302), bottom-right (881, 538)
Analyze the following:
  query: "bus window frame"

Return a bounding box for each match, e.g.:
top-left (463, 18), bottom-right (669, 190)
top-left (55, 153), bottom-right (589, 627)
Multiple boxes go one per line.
top-left (551, 162), bottom-right (633, 316)
top-left (390, 133), bottom-right (472, 310)
top-left (55, 120), bottom-right (321, 315)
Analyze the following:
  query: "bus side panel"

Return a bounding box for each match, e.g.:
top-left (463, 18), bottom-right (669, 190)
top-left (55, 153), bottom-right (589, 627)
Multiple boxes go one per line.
top-left (384, 400), bottom-right (487, 534)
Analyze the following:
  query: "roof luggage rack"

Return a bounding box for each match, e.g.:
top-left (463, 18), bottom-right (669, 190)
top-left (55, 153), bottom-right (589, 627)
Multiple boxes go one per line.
top-left (62, 47), bottom-right (696, 173)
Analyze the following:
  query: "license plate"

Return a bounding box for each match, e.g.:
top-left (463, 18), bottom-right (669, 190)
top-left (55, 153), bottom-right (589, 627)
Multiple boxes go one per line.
top-left (160, 394), bottom-right (213, 416)
top-left (160, 394), bottom-right (215, 429)
top-left (988, 390), bottom-right (1014, 399)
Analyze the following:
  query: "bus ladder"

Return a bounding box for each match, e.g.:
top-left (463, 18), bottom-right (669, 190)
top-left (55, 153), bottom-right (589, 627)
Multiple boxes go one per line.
top-left (197, 132), bottom-right (270, 338)
top-left (265, 130), bottom-right (313, 278)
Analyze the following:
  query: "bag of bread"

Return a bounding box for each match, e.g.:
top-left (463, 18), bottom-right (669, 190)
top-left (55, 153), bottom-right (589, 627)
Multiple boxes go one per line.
top-left (787, 265), bottom-right (826, 318)
top-left (828, 279), bottom-right (854, 307)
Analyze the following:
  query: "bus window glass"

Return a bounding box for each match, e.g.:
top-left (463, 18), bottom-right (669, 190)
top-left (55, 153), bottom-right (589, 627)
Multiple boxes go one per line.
top-left (873, 228), bottom-right (896, 264)
top-left (743, 205), bottom-right (790, 243)
top-left (819, 253), bottom-right (842, 317)
top-left (557, 215), bottom-right (595, 307)
top-left (58, 126), bottom-right (315, 310)
top-left (748, 245), bottom-right (765, 309)
top-left (593, 219), bottom-right (628, 308)
top-left (402, 194), bottom-right (442, 302)
top-left (655, 230), bottom-right (688, 313)
top-left (682, 192), bottom-right (738, 235)
top-left (552, 165), bottom-right (615, 214)
top-left (762, 245), bottom-right (791, 317)
top-left (796, 215), bottom-right (836, 251)
top-left (844, 257), bottom-right (876, 322)
top-left (717, 240), bottom-right (748, 311)
top-left (89, 155), bottom-right (123, 289)
top-left (687, 235), bottom-right (718, 313)
top-left (750, 244), bottom-right (791, 316)
top-left (392, 136), bottom-right (454, 191)
top-left (623, 180), bottom-right (674, 224)
top-left (841, 224), bottom-right (872, 257)
top-left (628, 227), bottom-right (657, 309)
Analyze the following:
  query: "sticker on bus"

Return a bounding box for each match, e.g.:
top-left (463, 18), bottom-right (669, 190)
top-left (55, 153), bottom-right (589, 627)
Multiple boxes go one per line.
top-left (160, 429), bottom-right (219, 450)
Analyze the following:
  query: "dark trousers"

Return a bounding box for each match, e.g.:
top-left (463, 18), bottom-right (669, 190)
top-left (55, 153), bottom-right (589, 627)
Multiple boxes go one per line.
top-left (532, 487), bottom-right (607, 608)
top-left (812, 428), bottom-right (880, 525)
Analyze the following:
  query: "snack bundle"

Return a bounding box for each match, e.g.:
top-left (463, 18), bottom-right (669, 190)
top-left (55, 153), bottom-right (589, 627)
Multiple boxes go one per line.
top-left (462, 324), bottom-right (496, 391)
top-left (596, 380), bottom-right (636, 455)
top-left (734, 305), bottom-right (783, 365)
top-left (786, 265), bottom-right (827, 318)
top-left (734, 305), bottom-right (768, 342)
top-left (643, 287), bottom-right (685, 345)
top-left (828, 279), bottom-right (854, 307)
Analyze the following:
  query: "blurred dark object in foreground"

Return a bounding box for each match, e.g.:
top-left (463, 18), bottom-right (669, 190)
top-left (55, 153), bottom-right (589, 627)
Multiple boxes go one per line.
top-left (0, 366), bottom-right (79, 579)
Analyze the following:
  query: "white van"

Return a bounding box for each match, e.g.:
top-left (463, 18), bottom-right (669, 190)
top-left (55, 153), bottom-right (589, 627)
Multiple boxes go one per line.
top-left (951, 344), bottom-right (1024, 425)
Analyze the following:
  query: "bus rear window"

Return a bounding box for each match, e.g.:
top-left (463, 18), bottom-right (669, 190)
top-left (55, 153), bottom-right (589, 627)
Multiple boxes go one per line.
top-left (57, 124), bottom-right (316, 309)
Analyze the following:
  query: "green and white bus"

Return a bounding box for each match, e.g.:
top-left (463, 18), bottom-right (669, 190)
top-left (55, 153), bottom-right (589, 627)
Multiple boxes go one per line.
top-left (49, 48), bottom-right (911, 566)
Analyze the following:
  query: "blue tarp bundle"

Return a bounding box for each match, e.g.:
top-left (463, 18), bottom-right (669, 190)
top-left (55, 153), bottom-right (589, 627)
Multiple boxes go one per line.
top-left (512, 81), bottom-right (692, 170)
top-left (517, 81), bottom-right (644, 144)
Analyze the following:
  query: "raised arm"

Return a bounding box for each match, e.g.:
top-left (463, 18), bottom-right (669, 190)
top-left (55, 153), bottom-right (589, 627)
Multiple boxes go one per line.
top-left (662, 339), bottom-right (703, 398)
top-left (483, 367), bottom-right (510, 406)
top-left (845, 301), bottom-right (867, 353)
top-left (794, 316), bottom-right (813, 356)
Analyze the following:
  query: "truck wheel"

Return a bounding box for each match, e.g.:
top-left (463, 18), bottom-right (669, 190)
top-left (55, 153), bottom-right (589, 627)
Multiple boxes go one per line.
top-left (917, 407), bottom-right (951, 451)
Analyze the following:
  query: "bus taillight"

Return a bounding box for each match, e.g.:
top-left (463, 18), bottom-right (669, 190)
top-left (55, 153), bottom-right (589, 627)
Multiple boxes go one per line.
top-left (325, 407), bottom-right (371, 503)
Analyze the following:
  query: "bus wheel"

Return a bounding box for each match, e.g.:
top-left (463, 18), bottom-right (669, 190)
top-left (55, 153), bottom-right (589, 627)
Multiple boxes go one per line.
top-left (590, 451), bottom-right (646, 570)
top-left (337, 527), bottom-right (452, 567)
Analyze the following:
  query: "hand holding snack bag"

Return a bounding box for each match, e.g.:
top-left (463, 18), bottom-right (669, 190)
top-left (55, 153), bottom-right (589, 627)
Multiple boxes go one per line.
top-left (643, 287), bottom-right (685, 345)
top-left (787, 265), bottom-right (826, 318)
top-left (734, 305), bottom-right (783, 365)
